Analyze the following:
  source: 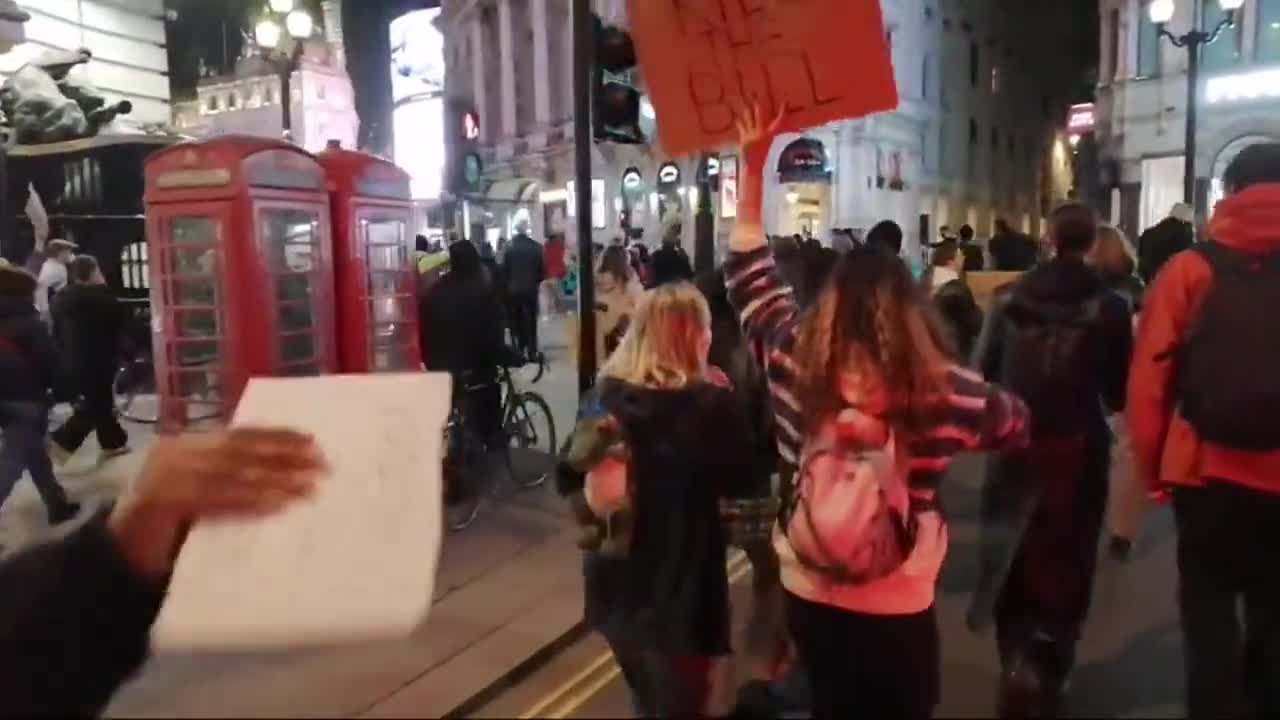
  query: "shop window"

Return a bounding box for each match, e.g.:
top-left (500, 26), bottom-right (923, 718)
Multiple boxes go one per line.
top-left (227, 91), bottom-right (238, 109)
top-left (207, 94), bottom-right (219, 112)
top-left (1201, 0), bottom-right (1242, 72)
top-left (1258, 0), bottom-right (1280, 65)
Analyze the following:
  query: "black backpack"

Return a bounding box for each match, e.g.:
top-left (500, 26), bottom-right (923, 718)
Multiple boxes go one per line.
top-left (998, 291), bottom-right (1105, 434)
top-left (1177, 243), bottom-right (1280, 451)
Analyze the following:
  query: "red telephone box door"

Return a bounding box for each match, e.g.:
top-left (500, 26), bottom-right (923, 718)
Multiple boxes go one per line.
top-left (357, 211), bottom-right (419, 371)
top-left (147, 204), bottom-right (231, 430)
top-left (254, 200), bottom-right (336, 377)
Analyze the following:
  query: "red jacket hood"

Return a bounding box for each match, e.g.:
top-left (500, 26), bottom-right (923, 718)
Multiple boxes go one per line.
top-left (1208, 183), bottom-right (1280, 253)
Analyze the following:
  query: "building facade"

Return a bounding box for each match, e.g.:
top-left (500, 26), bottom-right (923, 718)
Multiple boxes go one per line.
top-left (440, 0), bottom-right (1079, 256)
top-left (1098, 0), bottom-right (1280, 237)
top-left (9, 0), bottom-right (171, 126)
top-left (172, 1), bottom-right (358, 156)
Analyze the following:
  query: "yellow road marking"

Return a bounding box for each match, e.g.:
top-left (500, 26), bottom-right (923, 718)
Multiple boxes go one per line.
top-left (519, 551), bottom-right (753, 719)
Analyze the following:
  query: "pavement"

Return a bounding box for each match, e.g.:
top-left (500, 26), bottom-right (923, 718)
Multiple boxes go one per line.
top-left (1, 314), bottom-right (590, 719)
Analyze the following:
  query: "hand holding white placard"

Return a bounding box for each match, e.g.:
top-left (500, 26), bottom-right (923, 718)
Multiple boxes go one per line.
top-left (152, 374), bottom-right (450, 651)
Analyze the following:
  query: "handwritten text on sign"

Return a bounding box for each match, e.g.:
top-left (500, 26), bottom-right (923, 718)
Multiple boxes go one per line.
top-left (629, 0), bottom-right (898, 156)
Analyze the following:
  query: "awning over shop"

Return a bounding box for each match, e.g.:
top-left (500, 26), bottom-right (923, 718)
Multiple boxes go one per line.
top-left (483, 178), bottom-right (538, 205)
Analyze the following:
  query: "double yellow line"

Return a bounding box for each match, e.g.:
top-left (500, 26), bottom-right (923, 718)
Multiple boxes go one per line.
top-left (519, 551), bottom-right (754, 719)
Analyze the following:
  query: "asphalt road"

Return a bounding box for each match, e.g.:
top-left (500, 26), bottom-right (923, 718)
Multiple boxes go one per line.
top-left (479, 453), bottom-right (1187, 719)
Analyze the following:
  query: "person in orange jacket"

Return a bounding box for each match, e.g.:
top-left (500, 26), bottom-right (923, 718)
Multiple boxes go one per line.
top-left (1127, 142), bottom-right (1280, 719)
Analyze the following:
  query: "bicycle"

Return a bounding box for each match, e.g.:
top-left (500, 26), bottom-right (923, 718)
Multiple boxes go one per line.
top-left (444, 354), bottom-right (557, 532)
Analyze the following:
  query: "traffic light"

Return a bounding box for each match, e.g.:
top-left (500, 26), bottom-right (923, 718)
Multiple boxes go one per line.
top-left (593, 16), bottom-right (645, 144)
top-left (445, 99), bottom-right (483, 196)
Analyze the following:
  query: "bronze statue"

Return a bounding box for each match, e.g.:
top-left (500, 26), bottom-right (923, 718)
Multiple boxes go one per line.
top-left (0, 47), bottom-right (133, 145)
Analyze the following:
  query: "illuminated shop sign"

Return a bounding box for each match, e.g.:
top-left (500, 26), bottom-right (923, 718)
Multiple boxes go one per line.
top-left (1067, 103), bottom-right (1095, 132)
top-left (1206, 68), bottom-right (1280, 105)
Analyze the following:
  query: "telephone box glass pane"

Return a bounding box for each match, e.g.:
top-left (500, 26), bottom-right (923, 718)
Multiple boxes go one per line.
top-left (173, 278), bottom-right (216, 306)
top-left (173, 218), bottom-right (218, 244)
top-left (175, 340), bottom-right (220, 368)
top-left (278, 302), bottom-right (314, 333)
top-left (260, 207), bottom-right (324, 372)
top-left (281, 332), bottom-right (317, 363)
top-left (174, 309), bottom-right (219, 339)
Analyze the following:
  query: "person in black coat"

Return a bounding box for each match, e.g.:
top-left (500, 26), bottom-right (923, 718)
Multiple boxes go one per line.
top-left (926, 242), bottom-right (984, 361)
top-left (989, 218), bottom-right (1040, 272)
top-left (971, 204), bottom-right (1133, 716)
top-left (49, 255), bottom-right (129, 463)
top-left (650, 217), bottom-right (695, 287)
top-left (0, 427), bottom-right (327, 718)
top-left (0, 263), bottom-right (78, 523)
top-left (1137, 203), bottom-right (1194, 283)
top-left (959, 224), bottom-right (986, 272)
top-left (501, 227), bottom-right (546, 360)
top-left (422, 241), bottom-right (511, 463)
top-left (560, 282), bottom-right (754, 717)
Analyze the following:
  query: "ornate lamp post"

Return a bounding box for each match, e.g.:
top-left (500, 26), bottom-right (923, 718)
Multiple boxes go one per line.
top-left (1148, 0), bottom-right (1244, 205)
top-left (254, 0), bottom-right (315, 140)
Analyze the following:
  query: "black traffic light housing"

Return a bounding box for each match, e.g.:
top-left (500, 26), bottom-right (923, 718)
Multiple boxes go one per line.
top-left (445, 98), bottom-right (483, 196)
top-left (593, 16), bottom-right (645, 145)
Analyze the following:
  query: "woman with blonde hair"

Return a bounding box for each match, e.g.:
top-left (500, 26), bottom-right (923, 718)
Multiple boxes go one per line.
top-left (725, 107), bottom-right (1030, 718)
top-left (1089, 224), bottom-right (1145, 313)
top-left (558, 281), bottom-right (752, 718)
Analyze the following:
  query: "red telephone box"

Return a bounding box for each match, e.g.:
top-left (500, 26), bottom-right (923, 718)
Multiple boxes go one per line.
top-left (144, 135), bottom-right (338, 432)
top-left (316, 145), bottom-right (421, 373)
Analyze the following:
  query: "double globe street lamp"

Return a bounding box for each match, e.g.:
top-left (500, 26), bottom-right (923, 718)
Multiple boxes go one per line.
top-left (254, 0), bottom-right (315, 140)
top-left (1148, 0), bottom-right (1243, 206)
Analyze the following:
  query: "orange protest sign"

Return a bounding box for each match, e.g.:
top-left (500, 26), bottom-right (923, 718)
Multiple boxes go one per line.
top-left (628, 0), bottom-right (899, 157)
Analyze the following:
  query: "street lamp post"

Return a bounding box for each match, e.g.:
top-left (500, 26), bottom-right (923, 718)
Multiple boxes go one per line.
top-left (1149, 0), bottom-right (1243, 205)
top-left (255, 0), bottom-right (314, 141)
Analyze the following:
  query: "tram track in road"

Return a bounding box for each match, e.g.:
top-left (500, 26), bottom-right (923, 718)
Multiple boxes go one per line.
top-left (514, 550), bottom-right (754, 719)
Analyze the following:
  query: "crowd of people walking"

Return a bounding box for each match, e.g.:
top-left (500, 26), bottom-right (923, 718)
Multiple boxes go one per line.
top-left (556, 109), bottom-right (1280, 720)
top-left (2, 108), bottom-right (1279, 720)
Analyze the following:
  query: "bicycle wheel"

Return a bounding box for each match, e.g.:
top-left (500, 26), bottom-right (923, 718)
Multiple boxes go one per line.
top-left (503, 391), bottom-right (557, 489)
top-left (114, 359), bottom-right (159, 424)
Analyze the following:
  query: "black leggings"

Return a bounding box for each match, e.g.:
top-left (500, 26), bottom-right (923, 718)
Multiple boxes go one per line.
top-left (785, 592), bottom-right (939, 720)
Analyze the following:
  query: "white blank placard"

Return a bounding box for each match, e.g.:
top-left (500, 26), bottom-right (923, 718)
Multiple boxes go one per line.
top-left (152, 373), bottom-right (450, 651)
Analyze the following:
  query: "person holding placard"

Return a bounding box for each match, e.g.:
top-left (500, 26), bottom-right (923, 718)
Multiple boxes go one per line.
top-left (0, 428), bottom-right (328, 717)
top-left (724, 107), bottom-right (1029, 720)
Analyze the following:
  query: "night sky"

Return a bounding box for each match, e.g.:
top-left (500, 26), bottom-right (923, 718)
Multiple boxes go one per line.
top-left (164, 0), bottom-right (437, 152)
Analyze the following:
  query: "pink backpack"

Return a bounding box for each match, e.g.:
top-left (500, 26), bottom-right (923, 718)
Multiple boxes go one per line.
top-left (785, 408), bottom-right (915, 585)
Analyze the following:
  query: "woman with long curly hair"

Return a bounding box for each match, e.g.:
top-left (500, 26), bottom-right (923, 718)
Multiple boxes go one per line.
top-left (724, 107), bottom-right (1030, 719)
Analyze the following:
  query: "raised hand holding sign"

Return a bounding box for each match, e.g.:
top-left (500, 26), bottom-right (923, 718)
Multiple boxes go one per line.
top-left (628, 0), bottom-right (898, 156)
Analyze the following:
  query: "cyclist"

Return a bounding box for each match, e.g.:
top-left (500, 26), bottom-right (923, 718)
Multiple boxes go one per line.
top-left (420, 240), bottom-right (517, 502)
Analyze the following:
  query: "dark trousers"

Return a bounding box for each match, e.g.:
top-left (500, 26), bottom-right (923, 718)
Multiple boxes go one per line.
top-left (51, 372), bottom-right (127, 454)
top-left (507, 291), bottom-right (539, 357)
top-left (0, 402), bottom-right (71, 516)
top-left (994, 432), bottom-right (1109, 681)
top-left (1175, 483), bottom-right (1280, 719)
top-left (785, 592), bottom-right (939, 720)
top-left (599, 624), bottom-right (724, 717)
